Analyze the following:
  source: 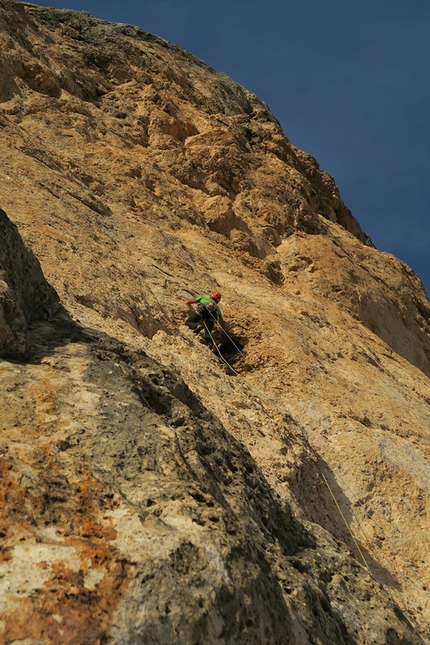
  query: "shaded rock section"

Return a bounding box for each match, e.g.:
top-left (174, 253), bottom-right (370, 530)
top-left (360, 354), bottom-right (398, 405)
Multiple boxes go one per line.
top-left (0, 207), bottom-right (63, 358)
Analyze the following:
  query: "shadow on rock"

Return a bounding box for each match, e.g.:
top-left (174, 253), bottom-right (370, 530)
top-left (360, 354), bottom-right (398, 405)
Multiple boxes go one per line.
top-left (0, 207), bottom-right (72, 361)
top-left (289, 444), bottom-right (401, 590)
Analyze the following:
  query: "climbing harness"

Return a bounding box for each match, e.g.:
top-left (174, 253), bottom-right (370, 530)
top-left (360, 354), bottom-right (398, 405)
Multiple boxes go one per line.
top-left (197, 302), bottom-right (219, 320)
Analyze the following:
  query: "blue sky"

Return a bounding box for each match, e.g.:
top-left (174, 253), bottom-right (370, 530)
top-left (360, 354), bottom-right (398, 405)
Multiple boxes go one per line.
top-left (24, 0), bottom-right (430, 296)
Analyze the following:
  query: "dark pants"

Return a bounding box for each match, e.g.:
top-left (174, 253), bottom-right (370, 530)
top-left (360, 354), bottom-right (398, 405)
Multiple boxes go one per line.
top-left (185, 311), bottom-right (215, 343)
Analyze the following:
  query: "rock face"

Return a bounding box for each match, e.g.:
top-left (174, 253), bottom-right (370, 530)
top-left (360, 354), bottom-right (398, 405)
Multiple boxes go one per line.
top-left (0, 1), bottom-right (429, 643)
top-left (0, 208), bottom-right (63, 358)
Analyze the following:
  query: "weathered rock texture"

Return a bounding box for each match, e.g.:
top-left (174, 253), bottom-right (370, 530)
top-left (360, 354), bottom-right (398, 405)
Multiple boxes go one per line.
top-left (0, 1), bottom-right (430, 643)
top-left (0, 208), bottom-right (63, 358)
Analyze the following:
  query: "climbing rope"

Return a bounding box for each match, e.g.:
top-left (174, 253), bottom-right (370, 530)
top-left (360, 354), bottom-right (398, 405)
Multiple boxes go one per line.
top-left (330, 465), bottom-right (428, 591)
top-left (200, 317), bottom-right (371, 572)
top-left (200, 310), bottom-right (428, 591)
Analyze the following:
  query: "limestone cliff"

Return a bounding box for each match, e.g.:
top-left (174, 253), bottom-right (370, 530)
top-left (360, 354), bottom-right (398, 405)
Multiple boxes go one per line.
top-left (0, 1), bottom-right (430, 643)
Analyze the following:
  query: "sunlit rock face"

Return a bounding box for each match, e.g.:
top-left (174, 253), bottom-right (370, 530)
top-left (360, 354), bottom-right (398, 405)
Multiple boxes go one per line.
top-left (0, 1), bottom-right (429, 643)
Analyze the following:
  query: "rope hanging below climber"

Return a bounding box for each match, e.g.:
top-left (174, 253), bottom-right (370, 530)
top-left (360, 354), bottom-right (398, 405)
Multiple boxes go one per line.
top-left (181, 297), bottom-right (428, 594)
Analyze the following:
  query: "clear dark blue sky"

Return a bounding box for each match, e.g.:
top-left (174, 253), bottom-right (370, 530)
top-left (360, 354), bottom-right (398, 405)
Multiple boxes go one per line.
top-left (25, 0), bottom-right (430, 295)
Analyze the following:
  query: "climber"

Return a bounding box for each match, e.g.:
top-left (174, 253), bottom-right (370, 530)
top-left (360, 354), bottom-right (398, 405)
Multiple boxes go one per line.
top-left (181, 291), bottom-right (227, 346)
